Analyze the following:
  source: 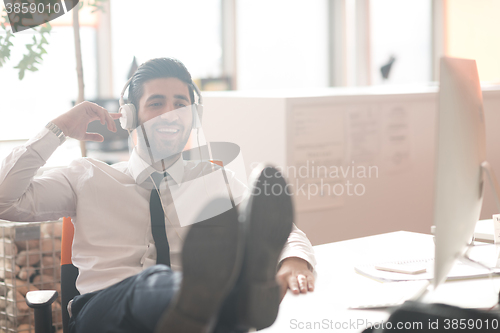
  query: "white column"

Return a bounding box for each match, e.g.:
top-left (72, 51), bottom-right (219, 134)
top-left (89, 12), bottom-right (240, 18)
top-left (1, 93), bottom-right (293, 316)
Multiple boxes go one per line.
top-left (221, 0), bottom-right (237, 89)
top-left (96, 0), bottom-right (113, 98)
top-left (431, 0), bottom-right (445, 81)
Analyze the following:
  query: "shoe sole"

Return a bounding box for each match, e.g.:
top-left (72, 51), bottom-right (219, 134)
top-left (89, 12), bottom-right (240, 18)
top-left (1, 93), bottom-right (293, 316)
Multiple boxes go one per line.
top-left (237, 165), bottom-right (294, 330)
top-left (154, 198), bottom-right (244, 333)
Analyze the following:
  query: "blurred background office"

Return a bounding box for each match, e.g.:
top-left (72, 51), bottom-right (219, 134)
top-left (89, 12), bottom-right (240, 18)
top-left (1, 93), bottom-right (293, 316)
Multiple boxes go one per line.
top-left (3, 0), bottom-right (500, 140)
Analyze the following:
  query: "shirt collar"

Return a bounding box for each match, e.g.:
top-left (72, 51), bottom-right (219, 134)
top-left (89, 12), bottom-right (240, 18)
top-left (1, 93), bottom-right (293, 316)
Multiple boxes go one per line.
top-left (128, 149), bottom-right (185, 185)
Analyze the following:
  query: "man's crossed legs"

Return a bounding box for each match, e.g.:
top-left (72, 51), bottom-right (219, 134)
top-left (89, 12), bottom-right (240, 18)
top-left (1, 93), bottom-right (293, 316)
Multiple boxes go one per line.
top-left (69, 166), bottom-right (294, 333)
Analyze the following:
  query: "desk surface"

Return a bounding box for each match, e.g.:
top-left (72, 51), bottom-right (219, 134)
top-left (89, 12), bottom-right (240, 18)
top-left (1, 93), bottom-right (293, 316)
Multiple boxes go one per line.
top-left (261, 231), bottom-right (500, 333)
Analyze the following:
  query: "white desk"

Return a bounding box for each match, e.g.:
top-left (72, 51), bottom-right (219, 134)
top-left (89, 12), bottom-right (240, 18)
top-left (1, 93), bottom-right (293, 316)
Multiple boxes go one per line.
top-left (262, 231), bottom-right (500, 333)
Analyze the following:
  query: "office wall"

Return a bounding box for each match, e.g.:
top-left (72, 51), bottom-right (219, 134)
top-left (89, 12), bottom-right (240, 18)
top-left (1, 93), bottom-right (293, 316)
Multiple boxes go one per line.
top-left (445, 0), bottom-right (500, 82)
top-left (202, 86), bottom-right (500, 245)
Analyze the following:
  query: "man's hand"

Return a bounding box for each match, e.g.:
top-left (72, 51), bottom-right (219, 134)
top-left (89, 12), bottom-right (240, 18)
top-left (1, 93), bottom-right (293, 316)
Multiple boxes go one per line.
top-left (51, 101), bottom-right (122, 142)
top-left (276, 257), bottom-right (315, 298)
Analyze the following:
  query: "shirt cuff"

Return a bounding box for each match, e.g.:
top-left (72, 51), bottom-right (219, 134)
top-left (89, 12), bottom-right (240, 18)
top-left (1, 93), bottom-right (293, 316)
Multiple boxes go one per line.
top-left (25, 128), bottom-right (61, 162)
top-left (278, 225), bottom-right (317, 271)
top-left (279, 248), bottom-right (317, 272)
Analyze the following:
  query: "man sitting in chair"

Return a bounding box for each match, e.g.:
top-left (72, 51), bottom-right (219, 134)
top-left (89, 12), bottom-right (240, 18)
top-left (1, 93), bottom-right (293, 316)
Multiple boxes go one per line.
top-left (0, 58), bottom-right (316, 333)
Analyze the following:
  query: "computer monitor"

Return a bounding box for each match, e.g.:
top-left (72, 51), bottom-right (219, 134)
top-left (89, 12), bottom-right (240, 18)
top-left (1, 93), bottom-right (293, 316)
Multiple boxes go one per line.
top-left (433, 57), bottom-right (489, 289)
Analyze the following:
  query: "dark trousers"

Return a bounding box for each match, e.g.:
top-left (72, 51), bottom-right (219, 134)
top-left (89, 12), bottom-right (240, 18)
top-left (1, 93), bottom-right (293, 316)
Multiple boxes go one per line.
top-left (69, 265), bottom-right (182, 333)
top-left (68, 265), bottom-right (246, 333)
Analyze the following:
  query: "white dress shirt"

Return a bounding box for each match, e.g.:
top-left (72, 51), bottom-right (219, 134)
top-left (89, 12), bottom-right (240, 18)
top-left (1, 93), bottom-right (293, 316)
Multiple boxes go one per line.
top-left (0, 128), bottom-right (316, 295)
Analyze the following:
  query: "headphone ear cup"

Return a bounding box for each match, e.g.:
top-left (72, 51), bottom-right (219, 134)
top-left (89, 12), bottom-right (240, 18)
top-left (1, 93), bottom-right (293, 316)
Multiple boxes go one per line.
top-left (119, 104), bottom-right (137, 130)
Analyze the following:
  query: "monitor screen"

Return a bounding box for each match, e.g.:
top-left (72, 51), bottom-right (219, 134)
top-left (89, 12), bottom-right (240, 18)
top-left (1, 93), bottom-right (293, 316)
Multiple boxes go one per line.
top-left (433, 57), bottom-right (486, 288)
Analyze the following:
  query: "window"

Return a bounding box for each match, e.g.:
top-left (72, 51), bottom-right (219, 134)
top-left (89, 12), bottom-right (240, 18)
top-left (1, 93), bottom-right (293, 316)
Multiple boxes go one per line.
top-left (236, 0), bottom-right (329, 90)
top-left (369, 0), bottom-right (432, 85)
top-left (0, 11), bottom-right (97, 140)
top-left (110, 0), bottom-right (222, 96)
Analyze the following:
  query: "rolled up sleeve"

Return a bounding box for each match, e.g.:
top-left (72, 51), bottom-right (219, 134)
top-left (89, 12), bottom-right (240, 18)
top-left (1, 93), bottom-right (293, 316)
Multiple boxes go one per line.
top-left (279, 224), bottom-right (317, 271)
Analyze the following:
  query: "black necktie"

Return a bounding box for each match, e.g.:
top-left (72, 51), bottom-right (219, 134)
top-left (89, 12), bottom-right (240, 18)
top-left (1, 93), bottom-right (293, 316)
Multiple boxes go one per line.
top-left (149, 172), bottom-right (171, 266)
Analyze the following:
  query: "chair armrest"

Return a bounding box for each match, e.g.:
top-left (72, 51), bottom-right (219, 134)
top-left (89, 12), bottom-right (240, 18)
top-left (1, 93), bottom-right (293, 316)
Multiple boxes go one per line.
top-left (26, 290), bottom-right (58, 333)
top-left (26, 290), bottom-right (59, 308)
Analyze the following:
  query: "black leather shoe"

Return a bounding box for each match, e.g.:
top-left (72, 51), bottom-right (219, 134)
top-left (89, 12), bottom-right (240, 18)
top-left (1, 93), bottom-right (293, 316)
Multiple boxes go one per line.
top-left (154, 198), bottom-right (244, 333)
top-left (217, 165), bottom-right (294, 332)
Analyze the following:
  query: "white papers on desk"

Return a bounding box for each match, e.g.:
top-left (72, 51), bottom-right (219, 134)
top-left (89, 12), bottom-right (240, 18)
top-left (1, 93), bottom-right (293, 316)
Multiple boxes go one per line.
top-left (349, 278), bottom-right (500, 310)
top-left (474, 219), bottom-right (494, 243)
top-left (354, 258), bottom-right (500, 283)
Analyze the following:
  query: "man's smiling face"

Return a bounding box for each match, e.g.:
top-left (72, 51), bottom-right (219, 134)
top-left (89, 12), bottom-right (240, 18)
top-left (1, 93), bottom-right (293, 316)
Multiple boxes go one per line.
top-left (136, 77), bottom-right (193, 163)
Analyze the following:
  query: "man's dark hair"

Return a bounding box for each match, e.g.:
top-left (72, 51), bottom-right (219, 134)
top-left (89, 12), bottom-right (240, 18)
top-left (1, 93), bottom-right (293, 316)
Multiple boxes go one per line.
top-left (128, 58), bottom-right (195, 112)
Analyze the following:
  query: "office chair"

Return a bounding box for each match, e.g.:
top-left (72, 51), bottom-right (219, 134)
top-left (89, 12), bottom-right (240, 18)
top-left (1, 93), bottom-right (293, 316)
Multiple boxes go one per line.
top-left (26, 217), bottom-right (79, 333)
